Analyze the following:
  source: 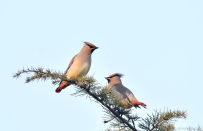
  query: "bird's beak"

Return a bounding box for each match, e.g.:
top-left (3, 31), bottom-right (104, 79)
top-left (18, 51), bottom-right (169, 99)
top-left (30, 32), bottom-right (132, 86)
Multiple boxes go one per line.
top-left (105, 77), bottom-right (110, 83)
top-left (94, 46), bottom-right (99, 49)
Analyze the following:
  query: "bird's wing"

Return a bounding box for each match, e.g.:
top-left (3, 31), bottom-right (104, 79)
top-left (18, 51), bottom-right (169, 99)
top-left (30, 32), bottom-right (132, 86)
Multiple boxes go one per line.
top-left (111, 83), bottom-right (130, 98)
top-left (58, 54), bottom-right (77, 86)
top-left (64, 54), bottom-right (77, 73)
top-left (112, 83), bottom-right (138, 100)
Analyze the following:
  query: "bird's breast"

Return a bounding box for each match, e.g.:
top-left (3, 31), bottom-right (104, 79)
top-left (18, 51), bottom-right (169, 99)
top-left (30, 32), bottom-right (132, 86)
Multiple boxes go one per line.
top-left (67, 60), bottom-right (91, 78)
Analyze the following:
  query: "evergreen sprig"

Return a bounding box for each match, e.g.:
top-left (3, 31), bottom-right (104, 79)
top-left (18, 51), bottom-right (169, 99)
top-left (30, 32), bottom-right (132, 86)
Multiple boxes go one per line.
top-left (138, 109), bottom-right (187, 131)
top-left (187, 125), bottom-right (203, 131)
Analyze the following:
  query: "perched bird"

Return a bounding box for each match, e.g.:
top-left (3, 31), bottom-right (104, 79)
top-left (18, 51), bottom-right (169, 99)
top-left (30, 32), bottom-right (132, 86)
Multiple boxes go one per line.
top-left (105, 73), bottom-right (147, 109)
top-left (55, 42), bottom-right (98, 93)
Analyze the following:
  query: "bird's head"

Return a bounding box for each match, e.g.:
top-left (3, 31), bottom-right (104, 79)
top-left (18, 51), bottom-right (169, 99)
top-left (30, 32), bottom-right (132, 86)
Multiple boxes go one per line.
top-left (83, 42), bottom-right (98, 53)
top-left (105, 73), bottom-right (123, 83)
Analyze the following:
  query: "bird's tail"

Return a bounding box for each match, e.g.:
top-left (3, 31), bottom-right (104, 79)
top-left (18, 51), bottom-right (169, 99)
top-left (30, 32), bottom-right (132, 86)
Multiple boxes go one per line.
top-left (131, 100), bottom-right (147, 109)
top-left (55, 81), bottom-right (70, 93)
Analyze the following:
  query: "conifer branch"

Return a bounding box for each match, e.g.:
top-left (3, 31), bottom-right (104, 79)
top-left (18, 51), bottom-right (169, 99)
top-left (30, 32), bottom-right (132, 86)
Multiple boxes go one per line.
top-left (13, 67), bottom-right (139, 131)
top-left (13, 67), bottom-right (187, 131)
top-left (187, 125), bottom-right (203, 131)
top-left (138, 109), bottom-right (187, 131)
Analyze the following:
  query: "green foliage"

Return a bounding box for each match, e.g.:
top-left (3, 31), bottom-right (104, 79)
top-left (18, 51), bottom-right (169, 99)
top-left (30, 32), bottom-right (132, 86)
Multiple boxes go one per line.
top-left (187, 125), bottom-right (203, 131)
top-left (13, 67), bottom-right (68, 84)
top-left (13, 67), bottom-right (188, 131)
top-left (138, 109), bottom-right (186, 131)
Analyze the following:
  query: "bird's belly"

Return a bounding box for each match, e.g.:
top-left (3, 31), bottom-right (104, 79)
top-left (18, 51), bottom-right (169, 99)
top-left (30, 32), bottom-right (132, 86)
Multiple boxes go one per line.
top-left (121, 99), bottom-right (132, 109)
top-left (67, 62), bottom-right (90, 78)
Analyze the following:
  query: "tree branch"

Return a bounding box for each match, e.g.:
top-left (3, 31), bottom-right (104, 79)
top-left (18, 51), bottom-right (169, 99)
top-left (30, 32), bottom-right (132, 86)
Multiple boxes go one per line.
top-left (13, 67), bottom-right (138, 131)
top-left (13, 67), bottom-right (187, 131)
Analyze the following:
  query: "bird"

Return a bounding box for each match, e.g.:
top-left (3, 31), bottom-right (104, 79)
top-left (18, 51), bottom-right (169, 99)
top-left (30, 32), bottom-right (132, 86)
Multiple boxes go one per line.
top-left (55, 42), bottom-right (98, 93)
top-left (105, 73), bottom-right (147, 109)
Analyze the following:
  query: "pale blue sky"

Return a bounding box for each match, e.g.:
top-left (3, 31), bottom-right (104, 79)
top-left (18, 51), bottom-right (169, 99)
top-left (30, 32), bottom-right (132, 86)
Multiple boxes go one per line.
top-left (1, 0), bottom-right (203, 131)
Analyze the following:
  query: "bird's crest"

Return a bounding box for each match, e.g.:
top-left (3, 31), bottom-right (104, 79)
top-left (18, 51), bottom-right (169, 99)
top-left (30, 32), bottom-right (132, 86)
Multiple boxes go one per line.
top-left (107, 73), bottom-right (124, 78)
top-left (84, 42), bottom-right (98, 49)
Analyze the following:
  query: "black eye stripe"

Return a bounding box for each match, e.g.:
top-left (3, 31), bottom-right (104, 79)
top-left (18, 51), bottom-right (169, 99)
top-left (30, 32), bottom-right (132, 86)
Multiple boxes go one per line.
top-left (87, 44), bottom-right (94, 48)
